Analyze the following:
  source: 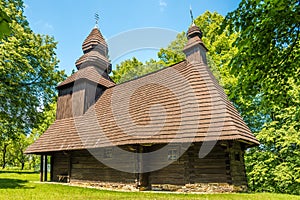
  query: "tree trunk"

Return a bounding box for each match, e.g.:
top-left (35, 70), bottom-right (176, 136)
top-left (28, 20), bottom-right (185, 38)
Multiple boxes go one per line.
top-left (21, 162), bottom-right (25, 170)
top-left (2, 143), bottom-right (8, 169)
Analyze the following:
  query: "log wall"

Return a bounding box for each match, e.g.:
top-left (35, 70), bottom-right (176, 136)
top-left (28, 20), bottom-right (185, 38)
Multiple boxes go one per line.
top-left (70, 149), bottom-right (136, 183)
top-left (187, 143), bottom-right (229, 184)
top-left (52, 151), bottom-right (70, 181)
top-left (51, 141), bottom-right (248, 191)
top-left (149, 142), bottom-right (230, 185)
top-left (147, 144), bottom-right (185, 185)
top-left (228, 141), bottom-right (247, 186)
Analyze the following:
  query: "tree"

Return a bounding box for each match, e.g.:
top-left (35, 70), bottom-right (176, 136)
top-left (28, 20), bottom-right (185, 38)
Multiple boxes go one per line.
top-left (30, 102), bottom-right (57, 140)
top-left (113, 11), bottom-right (237, 87)
top-left (157, 32), bottom-right (186, 66)
top-left (225, 0), bottom-right (300, 194)
top-left (194, 11), bottom-right (239, 93)
top-left (157, 11), bottom-right (238, 89)
top-left (0, 6), bottom-right (11, 38)
top-left (111, 57), bottom-right (143, 83)
top-left (112, 57), bottom-right (165, 84)
top-left (0, 0), bottom-right (65, 141)
top-left (9, 134), bottom-right (31, 170)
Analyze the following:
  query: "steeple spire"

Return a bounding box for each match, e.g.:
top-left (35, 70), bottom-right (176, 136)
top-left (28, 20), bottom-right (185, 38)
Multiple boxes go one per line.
top-left (75, 18), bottom-right (111, 74)
top-left (190, 5), bottom-right (194, 25)
top-left (94, 13), bottom-right (99, 28)
top-left (183, 21), bottom-right (208, 64)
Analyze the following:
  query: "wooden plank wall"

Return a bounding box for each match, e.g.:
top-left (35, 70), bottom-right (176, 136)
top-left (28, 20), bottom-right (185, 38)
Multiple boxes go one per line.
top-left (229, 141), bottom-right (247, 186)
top-left (56, 82), bottom-right (104, 120)
top-left (70, 149), bottom-right (136, 183)
top-left (188, 143), bottom-right (229, 183)
top-left (148, 144), bottom-right (185, 185)
top-left (84, 82), bottom-right (103, 114)
top-left (52, 151), bottom-right (70, 181)
top-left (56, 86), bottom-right (73, 120)
top-left (51, 142), bottom-right (247, 187)
top-left (71, 83), bottom-right (85, 117)
top-left (149, 142), bottom-right (231, 185)
top-left (56, 83), bottom-right (85, 119)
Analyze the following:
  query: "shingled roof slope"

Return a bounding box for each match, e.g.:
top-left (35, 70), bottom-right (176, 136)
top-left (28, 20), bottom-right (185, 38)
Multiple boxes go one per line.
top-left (82, 27), bottom-right (107, 52)
top-left (75, 50), bottom-right (110, 67)
top-left (26, 60), bottom-right (258, 154)
top-left (57, 66), bottom-right (115, 88)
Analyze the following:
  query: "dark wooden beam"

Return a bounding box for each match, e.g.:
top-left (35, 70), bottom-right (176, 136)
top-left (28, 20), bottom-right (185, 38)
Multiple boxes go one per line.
top-left (44, 155), bottom-right (47, 181)
top-left (40, 155), bottom-right (44, 182)
top-left (67, 153), bottom-right (72, 183)
top-left (138, 145), bottom-right (150, 190)
top-left (50, 155), bottom-right (54, 181)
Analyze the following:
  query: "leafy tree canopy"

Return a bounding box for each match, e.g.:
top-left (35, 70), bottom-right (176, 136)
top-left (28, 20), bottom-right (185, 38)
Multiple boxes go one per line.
top-left (111, 57), bottom-right (143, 83)
top-left (225, 0), bottom-right (300, 194)
top-left (0, 0), bottom-right (65, 134)
top-left (0, 0), bottom-right (65, 169)
top-left (0, 6), bottom-right (11, 38)
top-left (113, 11), bottom-right (236, 87)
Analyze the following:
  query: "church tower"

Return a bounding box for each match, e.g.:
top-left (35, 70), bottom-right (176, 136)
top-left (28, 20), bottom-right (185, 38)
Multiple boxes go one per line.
top-left (56, 25), bottom-right (115, 120)
top-left (183, 23), bottom-right (208, 64)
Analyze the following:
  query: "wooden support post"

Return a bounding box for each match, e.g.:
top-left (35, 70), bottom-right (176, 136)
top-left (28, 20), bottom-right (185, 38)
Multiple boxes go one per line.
top-left (67, 153), bottom-right (72, 183)
top-left (138, 145), bottom-right (150, 190)
top-left (44, 155), bottom-right (47, 182)
top-left (50, 155), bottom-right (54, 181)
top-left (40, 155), bottom-right (44, 182)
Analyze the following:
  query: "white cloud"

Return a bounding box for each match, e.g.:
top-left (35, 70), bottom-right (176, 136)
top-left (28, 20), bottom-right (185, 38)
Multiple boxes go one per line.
top-left (159, 0), bottom-right (167, 12)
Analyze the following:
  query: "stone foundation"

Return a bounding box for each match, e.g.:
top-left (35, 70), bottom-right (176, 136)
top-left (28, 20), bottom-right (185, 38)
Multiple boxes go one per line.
top-left (70, 180), bottom-right (138, 191)
top-left (69, 180), bottom-right (247, 193)
top-left (152, 183), bottom-right (247, 193)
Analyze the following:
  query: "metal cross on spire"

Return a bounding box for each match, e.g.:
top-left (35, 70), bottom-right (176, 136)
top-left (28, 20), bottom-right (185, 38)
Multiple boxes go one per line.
top-left (190, 5), bottom-right (195, 25)
top-left (95, 13), bottom-right (99, 28)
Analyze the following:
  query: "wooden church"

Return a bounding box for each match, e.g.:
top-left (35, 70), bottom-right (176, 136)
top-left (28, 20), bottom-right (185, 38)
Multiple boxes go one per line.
top-left (25, 21), bottom-right (259, 192)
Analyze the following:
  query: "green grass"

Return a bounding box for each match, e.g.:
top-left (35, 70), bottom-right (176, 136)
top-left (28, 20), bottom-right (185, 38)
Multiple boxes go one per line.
top-left (0, 171), bottom-right (299, 200)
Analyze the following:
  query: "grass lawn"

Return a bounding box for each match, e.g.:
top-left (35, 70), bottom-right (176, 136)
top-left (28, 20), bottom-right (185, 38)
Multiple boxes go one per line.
top-left (0, 171), bottom-right (299, 200)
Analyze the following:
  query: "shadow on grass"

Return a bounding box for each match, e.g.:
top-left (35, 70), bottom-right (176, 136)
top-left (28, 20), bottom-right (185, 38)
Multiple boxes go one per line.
top-left (0, 178), bottom-right (34, 189)
top-left (0, 170), bottom-right (38, 174)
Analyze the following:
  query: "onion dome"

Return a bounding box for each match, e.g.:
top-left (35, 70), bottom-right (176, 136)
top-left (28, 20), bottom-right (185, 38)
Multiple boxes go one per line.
top-left (187, 23), bottom-right (203, 39)
top-left (75, 27), bottom-right (111, 73)
top-left (184, 23), bottom-right (208, 53)
top-left (82, 27), bottom-right (108, 54)
top-left (183, 23), bottom-right (208, 64)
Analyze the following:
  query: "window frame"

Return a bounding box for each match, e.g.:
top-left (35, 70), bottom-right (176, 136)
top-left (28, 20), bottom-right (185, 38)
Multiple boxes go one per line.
top-left (103, 147), bottom-right (113, 159)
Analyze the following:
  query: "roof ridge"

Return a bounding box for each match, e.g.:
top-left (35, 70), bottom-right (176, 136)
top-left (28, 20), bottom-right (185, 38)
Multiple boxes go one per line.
top-left (113, 60), bottom-right (187, 86)
top-left (57, 66), bottom-right (115, 88)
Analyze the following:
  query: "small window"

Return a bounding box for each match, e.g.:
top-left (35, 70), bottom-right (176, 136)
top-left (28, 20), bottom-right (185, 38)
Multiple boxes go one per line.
top-left (168, 149), bottom-right (178, 160)
top-left (235, 153), bottom-right (240, 161)
top-left (104, 148), bottom-right (113, 158)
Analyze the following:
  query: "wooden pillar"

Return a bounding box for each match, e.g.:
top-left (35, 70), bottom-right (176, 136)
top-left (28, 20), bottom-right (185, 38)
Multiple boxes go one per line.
top-left (138, 145), bottom-right (150, 190)
top-left (44, 155), bottom-right (47, 182)
top-left (67, 153), bottom-right (72, 183)
top-left (40, 155), bottom-right (44, 182)
top-left (50, 155), bottom-right (54, 181)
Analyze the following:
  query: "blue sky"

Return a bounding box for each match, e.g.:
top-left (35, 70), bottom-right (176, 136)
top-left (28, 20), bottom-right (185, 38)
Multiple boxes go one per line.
top-left (23, 0), bottom-right (241, 75)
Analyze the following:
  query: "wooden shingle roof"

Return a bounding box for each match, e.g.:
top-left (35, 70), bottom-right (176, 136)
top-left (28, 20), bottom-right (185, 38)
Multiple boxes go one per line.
top-left (26, 60), bottom-right (258, 154)
top-left (82, 27), bottom-right (107, 53)
top-left (75, 50), bottom-right (110, 67)
top-left (57, 66), bottom-right (115, 88)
